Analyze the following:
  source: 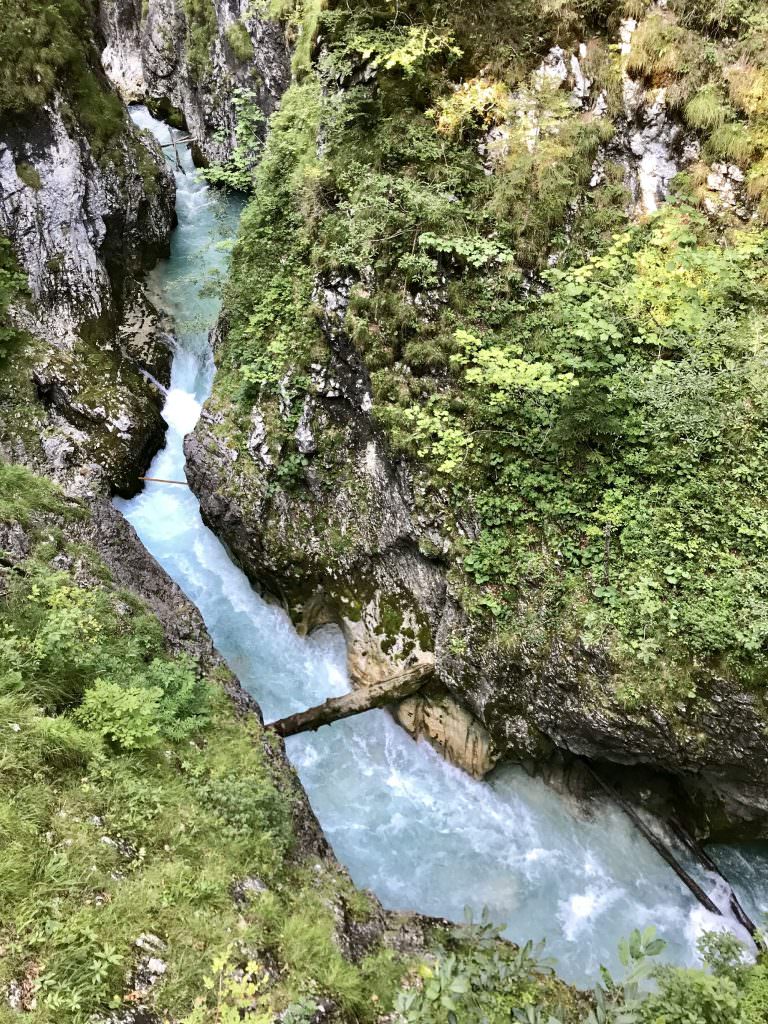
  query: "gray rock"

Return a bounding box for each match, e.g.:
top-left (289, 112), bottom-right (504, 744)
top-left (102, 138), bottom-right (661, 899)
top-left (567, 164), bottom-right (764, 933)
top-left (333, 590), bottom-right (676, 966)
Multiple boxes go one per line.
top-left (0, 98), bottom-right (174, 344)
top-left (98, 0), bottom-right (291, 165)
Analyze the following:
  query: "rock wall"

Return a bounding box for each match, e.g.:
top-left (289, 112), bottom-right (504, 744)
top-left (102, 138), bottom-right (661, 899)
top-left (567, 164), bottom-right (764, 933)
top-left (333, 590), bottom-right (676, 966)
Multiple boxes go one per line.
top-left (179, 3), bottom-right (768, 837)
top-left (98, 0), bottom-right (291, 164)
top-left (0, 89), bottom-right (176, 496)
top-left (0, 100), bottom-right (173, 344)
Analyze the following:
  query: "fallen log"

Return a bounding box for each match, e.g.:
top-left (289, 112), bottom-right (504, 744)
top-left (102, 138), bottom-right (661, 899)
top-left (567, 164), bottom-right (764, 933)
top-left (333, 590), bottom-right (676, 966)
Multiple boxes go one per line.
top-left (583, 763), bottom-right (725, 920)
top-left (139, 476), bottom-right (189, 486)
top-left (268, 663), bottom-right (434, 738)
top-left (667, 818), bottom-right (762, 945)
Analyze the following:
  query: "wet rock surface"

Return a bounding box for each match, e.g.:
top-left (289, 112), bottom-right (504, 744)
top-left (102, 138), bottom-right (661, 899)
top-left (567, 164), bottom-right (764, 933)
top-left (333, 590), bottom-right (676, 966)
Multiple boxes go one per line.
top-left (0, 79), bottom-right (177, 497)
top-left (0, 99), bottom-right (174, 343)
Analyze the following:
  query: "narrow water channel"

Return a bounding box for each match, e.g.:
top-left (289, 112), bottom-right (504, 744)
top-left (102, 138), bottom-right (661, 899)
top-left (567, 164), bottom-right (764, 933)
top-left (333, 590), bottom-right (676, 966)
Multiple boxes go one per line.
top-left (116, 107), bottom-right (764, 985)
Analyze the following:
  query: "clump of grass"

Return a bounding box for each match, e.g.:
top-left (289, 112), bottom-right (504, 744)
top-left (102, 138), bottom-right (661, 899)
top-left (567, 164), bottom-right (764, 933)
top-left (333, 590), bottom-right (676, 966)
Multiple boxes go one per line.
top-left (625, 12), bottom-right (708, 105)
top-left (626, 14), bottom-right (690, 78)
top-left (684, 84), bottom-right (731, 128)
top-left (726, 62), bottom-right (768, 118)
top-left (704, 121), bottom-right (756, 163)
top-left (0, 461), bottom-right (74, 525)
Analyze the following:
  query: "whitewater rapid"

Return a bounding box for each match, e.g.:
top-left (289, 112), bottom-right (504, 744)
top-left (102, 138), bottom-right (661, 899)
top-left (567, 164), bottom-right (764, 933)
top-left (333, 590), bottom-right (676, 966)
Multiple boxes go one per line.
top-left (116, 106), bottom-right (766, 984)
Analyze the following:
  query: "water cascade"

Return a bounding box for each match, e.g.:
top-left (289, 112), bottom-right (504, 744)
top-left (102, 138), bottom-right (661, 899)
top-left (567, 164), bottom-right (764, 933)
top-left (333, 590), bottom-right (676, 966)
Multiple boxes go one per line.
top-left (117, 107), bottom-right (765, 985)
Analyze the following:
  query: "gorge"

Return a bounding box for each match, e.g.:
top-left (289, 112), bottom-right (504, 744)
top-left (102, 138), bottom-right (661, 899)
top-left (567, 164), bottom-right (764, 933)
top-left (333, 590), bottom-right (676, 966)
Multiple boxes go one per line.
top-left (3, 0), bottom-right (768, 1021)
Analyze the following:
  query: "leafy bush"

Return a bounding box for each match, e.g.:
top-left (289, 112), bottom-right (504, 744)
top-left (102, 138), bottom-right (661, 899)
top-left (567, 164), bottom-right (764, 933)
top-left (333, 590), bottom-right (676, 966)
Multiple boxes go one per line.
top-left (203, 89), bottom-right (265, 191)
top-left (742, 964), bottom-right (768, 1024)
top-left (395, 915), bottom-right (562, 1024)
top-left (638, 967), bottom-right (744, 1024)
top-left (76, 680), bottom-right (166, 750)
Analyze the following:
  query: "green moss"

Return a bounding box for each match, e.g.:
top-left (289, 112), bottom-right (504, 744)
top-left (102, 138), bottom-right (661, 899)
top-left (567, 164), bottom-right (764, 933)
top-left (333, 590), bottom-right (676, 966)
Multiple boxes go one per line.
top-left (225, 20), bottom-right (254, 62)
top-left (15, 161), bottom-right (41, 189)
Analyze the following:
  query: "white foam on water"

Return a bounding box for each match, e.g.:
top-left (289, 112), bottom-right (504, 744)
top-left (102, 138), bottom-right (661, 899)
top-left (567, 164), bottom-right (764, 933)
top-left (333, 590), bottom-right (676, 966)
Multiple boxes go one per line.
top-left (115, 105), bottom-right (763, 986)
top-left (162, 389), bottom-right (202, 436)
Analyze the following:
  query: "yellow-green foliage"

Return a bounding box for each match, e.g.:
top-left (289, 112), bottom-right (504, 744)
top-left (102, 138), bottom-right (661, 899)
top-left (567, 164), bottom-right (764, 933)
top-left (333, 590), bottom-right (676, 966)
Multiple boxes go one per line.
top-left (432, 78), bottom-right (512, 138)
top-left (727, 63), bottom-right (768, 118)
top-left (743, 964), bottom-right (768, 1024)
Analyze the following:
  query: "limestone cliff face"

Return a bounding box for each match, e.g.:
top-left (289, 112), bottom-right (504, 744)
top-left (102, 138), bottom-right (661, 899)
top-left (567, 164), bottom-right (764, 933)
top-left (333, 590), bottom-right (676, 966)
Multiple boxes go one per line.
top-left (98, 0), bottom-right (291, 164)
top-left (0, 87), bottom-right (176, 496)
top-left (0, 100), bottom-right (173, 343)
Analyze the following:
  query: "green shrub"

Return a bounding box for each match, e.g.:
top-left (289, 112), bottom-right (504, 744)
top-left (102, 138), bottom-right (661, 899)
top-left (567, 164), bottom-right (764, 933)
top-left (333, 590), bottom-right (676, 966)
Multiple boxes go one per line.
top-left (76, 680), bottom-right (165, 750)
top-left (0, 0), bottom-right (84, 114)
top-left (742, 964), bottom-right (768, 1024)
top-left (199, 770), bottom-right (292, 849)
top-left (639, 967), bottom-right (744, 1024)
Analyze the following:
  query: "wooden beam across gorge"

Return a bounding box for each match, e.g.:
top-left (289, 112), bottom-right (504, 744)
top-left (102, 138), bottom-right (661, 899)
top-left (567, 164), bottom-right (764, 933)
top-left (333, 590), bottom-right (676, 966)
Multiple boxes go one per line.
top-left (268, 664), bottom-right (434, 738)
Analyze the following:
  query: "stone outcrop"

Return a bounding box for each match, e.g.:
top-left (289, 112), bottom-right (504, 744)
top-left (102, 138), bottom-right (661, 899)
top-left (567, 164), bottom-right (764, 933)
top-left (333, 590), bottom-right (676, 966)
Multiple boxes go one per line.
top-left (98, 0), bottom-right (291, 164)
top-left (0, 99), bottom-right (173, 344)
top-left (0, 91), bottom-right (176, 496)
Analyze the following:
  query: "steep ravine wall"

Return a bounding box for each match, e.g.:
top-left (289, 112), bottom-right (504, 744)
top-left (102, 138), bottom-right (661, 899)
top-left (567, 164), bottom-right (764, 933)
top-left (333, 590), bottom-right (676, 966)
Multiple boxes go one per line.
top-left (0, 87), bottom-right (178, 496)
top-left (182, 3), bottom-right (768, 839)
top-left (186, 401), bottom-right (768, 840)
top-left (98, 0), bottom-right (291, 164)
